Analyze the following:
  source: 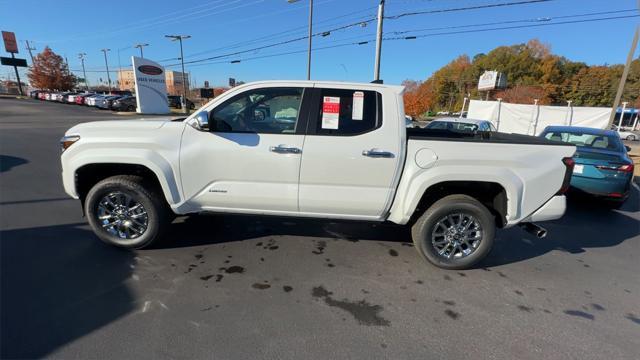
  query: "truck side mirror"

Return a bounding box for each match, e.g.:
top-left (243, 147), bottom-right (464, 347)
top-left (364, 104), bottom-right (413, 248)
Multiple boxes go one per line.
top-left (192, 112), bottom-right (209, 131)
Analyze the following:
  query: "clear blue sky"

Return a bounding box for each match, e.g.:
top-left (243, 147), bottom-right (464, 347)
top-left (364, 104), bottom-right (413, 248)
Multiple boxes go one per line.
top-left (1, 0), bottom-right (638, 87)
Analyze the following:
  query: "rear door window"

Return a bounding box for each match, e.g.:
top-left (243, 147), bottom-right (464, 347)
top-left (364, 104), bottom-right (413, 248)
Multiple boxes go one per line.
top-left (310, 89), bottom-right (381, 136)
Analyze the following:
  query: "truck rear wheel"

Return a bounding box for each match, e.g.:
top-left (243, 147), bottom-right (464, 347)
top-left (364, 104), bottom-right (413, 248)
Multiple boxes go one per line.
top-left (85, 175), bottom-right (172, 249)
top-left (411, 194), bottom-right (495, 270)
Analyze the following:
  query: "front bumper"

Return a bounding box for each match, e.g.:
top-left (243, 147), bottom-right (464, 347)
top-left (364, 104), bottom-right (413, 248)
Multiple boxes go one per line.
top-left (521, 195), bottom-right (566, 223)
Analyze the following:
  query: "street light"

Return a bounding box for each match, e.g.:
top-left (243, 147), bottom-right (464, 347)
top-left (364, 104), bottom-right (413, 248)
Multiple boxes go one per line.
top-left (165, 35), bottom-right (191, 114)
top-left (78, 53), bottom-right (88, 90)
top-left (100, 48), bottom-right (112, 92)
top-left (287, 0), bottom-right (313, 80)
top-left (134, 43), bottom-right (149, 58)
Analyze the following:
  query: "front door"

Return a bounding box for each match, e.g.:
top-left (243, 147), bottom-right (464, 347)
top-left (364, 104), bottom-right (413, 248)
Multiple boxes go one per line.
top-left (298, 87), bottom-right (402, 219)
top-left (180, 86), bottom-right (310, 214)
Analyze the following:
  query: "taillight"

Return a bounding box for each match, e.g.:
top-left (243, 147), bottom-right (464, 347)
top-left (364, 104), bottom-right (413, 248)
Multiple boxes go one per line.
top-left (557, 157), bottom-right (575, 195)
top-left (595, 164), bottom-right (634, 173)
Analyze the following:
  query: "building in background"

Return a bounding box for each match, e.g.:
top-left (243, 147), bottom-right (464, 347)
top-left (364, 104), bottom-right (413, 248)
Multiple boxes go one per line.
top-left (117, 69), bottom-right (189, 96)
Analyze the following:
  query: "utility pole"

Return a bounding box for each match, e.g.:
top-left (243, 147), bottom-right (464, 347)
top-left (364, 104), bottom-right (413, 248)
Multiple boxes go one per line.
top-left (101, 48), bottom-right (112, 92)
top-left (373, 0), bottom-right (385, 82)
top-left (78, 53), bottom-right (88, 90)
top-left (165, 35), bottom-right (191, 114)
top-left (134, 43), bottom-right (149, 58)
top-left (287, 0), bottom-right (313, 80)
top-left (306, 0), bottom-right (313, 80)
top-left (25, 40), bottom-right (36, 64)
top-left (607, 25), bottom-right (639, 128)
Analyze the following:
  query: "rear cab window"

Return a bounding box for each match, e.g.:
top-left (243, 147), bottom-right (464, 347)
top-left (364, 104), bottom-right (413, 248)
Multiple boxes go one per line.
top-left (309, 88), bottom-right (381, 136)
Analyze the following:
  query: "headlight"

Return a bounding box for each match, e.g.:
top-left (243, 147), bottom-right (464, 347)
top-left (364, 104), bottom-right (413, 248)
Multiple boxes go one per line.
top-left (60, 135), bottom-right (80, 152)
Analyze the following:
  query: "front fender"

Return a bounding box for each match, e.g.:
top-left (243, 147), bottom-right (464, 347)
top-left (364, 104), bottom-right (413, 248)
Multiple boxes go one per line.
top-left (62, 148), bottom-right (181, 205)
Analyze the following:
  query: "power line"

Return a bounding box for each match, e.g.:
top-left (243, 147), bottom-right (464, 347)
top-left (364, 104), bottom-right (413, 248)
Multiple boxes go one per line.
top-left (384, 14), bottom-right (640, 40)
top-left (157, 13), bottom-right (638, 69)
top-left (182, 5), bottom-right (377, 60)
top-left (389, 9), bottom-right (638, 35)
top-left (162, 18), bottom-right (377, 67)
top-left (163, 0), bottom-right (556, 67)
top-left (384, 0), bottom-right (555, 19)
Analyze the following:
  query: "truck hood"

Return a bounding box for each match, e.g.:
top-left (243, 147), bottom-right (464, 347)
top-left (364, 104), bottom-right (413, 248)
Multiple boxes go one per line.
top-left (65, 118), bottom-right (179, 135)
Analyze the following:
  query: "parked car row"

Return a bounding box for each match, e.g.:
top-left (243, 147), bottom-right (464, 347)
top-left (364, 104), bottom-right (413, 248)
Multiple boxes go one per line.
top-left (29, 90), bottom-right (197, 112)
top-left (30, 90), bottom-right (137, 112)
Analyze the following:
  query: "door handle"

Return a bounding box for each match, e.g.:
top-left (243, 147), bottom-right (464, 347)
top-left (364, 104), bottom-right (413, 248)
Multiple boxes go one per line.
top-left (362, 149), bottom-right (394, 158)
top-left (270, 145), bottom-right (302, 154)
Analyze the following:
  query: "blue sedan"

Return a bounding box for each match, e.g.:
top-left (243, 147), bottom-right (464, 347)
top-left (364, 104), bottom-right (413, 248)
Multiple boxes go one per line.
top-left (540, 126), bottom-right (634, 208)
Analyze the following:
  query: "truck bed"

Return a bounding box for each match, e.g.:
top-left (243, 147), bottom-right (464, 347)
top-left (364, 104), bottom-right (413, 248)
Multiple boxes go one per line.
top-left (407, 128), bottom-right (574, 146)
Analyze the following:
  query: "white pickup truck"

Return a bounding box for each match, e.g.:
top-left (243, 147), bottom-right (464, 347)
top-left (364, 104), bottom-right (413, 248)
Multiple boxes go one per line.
top-left (60, 80), bottom-right (575, 269)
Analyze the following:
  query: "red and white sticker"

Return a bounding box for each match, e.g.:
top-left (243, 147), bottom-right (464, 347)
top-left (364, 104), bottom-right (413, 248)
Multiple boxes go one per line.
top-left (352, 91), bottom-right (364, 120)
top-left (322, 96), bottom-right (340, 129)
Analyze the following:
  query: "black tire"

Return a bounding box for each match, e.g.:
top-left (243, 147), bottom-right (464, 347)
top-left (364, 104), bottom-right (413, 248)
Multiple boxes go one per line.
top-left (602, 198), bottom-right (624, 210)
top-left (85, 175), bottom-right (172, 249)
top-left (626, 135), bottom-right (635, 141)
top-left (411, 194), bottom-right (495, 270)
top-left (127, 105), bottom-right (135, 112)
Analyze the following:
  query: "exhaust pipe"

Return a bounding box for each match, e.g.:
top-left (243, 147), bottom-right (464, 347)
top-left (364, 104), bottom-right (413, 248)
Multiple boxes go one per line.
top-left (518, 222), bottom-right (547, 238)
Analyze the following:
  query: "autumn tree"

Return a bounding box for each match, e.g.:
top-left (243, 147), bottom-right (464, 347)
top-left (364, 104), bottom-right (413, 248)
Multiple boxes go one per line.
top-left (495, 85), bottom-right (547, 104)
top-left (402, 80), bottom-right (433, 118)
top-left (402, 38), bottom-right (639, 114)
top-left (28, 47), bottom-right (77, 90)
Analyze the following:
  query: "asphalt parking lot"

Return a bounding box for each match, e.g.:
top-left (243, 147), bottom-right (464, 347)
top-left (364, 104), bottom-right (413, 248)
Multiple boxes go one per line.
top-left (1, 97), bottom-right (639, 360)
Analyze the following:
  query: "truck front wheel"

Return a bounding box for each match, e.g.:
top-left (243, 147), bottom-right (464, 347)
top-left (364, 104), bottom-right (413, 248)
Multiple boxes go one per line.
top-left (85, 175), bottom-right (172, 249)
top-left (411, 194), bottom-right (495, 270)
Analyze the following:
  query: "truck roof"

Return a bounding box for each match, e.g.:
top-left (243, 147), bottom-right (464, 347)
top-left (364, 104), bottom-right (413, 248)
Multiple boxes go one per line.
top-left (233, 80), bottom-right (405, 94)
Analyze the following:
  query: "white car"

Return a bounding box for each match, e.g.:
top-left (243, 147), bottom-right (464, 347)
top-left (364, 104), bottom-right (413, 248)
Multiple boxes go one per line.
top-left (60, 80), bottom-right (575, 270)
top-left (617, 129), bottom-right (638, 141)
top-left (86, 95), bottom-right (105, 107)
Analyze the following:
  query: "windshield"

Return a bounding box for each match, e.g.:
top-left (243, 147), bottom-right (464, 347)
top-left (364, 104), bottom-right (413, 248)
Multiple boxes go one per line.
top-left (426, 121), bottom-right (478, 132)
top-left (543, 131), bottom-right (622, 151)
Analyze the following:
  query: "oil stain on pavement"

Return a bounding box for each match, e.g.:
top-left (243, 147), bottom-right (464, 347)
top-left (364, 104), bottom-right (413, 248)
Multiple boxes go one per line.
top-left (311, 286), bottom-right (390, 326)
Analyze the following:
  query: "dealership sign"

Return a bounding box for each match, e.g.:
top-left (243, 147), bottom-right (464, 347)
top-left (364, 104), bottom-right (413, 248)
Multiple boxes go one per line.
top-left (478, 70), bottom-right (507, 91)
top-left (131, 56), bottom-right (169, 114)
top-left (2, 31), bottom-right (18, 53)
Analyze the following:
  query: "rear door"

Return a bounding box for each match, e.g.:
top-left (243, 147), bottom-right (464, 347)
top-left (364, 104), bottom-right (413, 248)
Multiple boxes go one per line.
top-left (298, 86), bottom-right (403, 219)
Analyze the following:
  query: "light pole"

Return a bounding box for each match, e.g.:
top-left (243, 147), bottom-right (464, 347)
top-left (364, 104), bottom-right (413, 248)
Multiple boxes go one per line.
top-left (78, 53), bottom-right (88, 90)
top-left (101, 48), bottom-right (112, 92)
top-left (134, 43), bottom-right (149, 58)
top-left (288, 0), bottom-right (313, 80)
top-left (165, 35), bottom-right (191, 114)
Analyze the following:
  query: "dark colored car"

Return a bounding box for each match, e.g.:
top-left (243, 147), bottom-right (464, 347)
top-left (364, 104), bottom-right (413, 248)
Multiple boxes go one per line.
top-left (167, 95), bottom-right (195, 109)
top-left (540, 125), bottom-right (634, 208)
top-left (110, 96), bottom-right (137, 112)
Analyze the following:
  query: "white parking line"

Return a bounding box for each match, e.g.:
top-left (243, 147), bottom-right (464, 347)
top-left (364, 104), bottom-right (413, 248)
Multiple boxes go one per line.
top-left (632, 182), bottom-right (640, 193)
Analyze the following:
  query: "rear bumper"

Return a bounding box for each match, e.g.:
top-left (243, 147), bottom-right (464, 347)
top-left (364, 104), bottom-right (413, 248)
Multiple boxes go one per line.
top-left (521, 195), bottom-right (566, 223)
top-left (570, 176), bottom-right (631, 199)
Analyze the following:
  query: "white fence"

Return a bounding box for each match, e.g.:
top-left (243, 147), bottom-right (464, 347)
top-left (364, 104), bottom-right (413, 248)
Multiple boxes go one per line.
top-left (467, 100), bottom-right (613, 135)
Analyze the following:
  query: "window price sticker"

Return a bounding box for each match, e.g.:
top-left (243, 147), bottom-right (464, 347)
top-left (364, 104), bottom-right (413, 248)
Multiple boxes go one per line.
top-left (322, 96), bottom-right (340, 129)
top-left (352, 91), bottom-right (364, 120)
